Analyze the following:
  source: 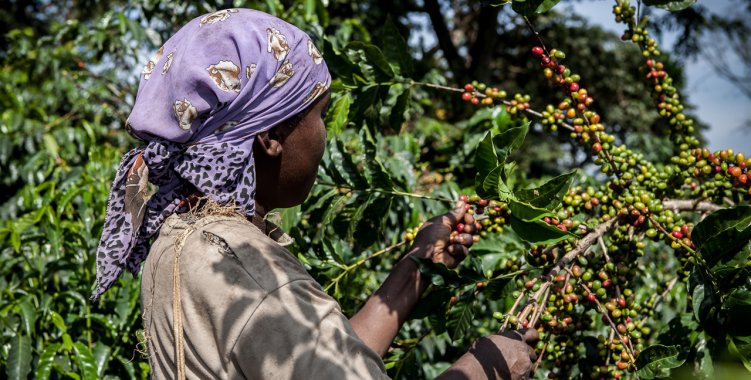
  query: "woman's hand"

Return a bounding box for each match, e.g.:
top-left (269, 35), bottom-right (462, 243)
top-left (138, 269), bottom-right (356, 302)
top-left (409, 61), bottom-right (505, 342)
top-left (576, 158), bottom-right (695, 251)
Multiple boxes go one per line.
top-left (437, 328), bottom-right (539, 380)
top-left (349, 200), bottom-right (478, 356)
top-left (407, 201), bottom-right (477, 269)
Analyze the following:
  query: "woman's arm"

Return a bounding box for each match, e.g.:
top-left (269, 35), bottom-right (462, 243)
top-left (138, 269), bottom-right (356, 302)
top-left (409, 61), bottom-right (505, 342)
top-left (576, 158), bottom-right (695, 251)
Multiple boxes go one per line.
top-left (349, 202), bottom-right (475, 357)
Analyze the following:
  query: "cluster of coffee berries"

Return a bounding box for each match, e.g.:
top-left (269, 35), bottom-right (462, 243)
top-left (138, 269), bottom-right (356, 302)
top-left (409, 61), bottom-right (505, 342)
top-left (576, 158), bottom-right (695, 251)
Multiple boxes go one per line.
top-left (505, 247), bottom-right (649, 379)
top-left (542, 210), bottom-right (582, 233)
top-left (526, 244), bottom-right (559, 267)
top-left (403, 195), bottom-right (511, 244)
top-left (613, 4), bottom-right (700, 148)
top-left (532, 46), bottom-right (614, 158)
top-left (460, 82), bottom-right (507, 106)
top-left (687, 148), bottom-right (751, 196)
top-left (562, 187), bottom-right (604, 214)
top-left (644, 59), bottom-right (698, 144)
top-left (612, 0), bottom-right (636, 24)
top-left (540, 104), bottom-right (566, 132)
top-left (505, 93), bottom-right (531, 116)
top-left (459, 194), bottom-right (511, 236)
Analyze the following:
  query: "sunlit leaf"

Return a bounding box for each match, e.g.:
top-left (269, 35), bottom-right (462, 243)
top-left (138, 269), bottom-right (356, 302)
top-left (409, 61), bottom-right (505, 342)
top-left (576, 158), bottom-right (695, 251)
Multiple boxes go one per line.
top-left (515, 170), bottom-right (576, 209)
top-left (635, 344), bottom-right (686, 379)
top-left (6, 334), bottom-right (32, 380)
top-left (325, 92), bottom-right (352, 136)
top-left (511, 0), bottom-right (562, 16)
top-left (446, 297), bottom-right (475, 342)
top-left (509, 216), bottom-right (573, 244)
top-left (693, 206), bottom-right (751, 267)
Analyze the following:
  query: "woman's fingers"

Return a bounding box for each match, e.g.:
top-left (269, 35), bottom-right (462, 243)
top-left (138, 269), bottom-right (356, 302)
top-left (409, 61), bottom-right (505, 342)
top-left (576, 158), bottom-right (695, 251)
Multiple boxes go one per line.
top-left (446, 243), bottom-right (469, 260)
top-left (449, 233), bottom-right (474, 247)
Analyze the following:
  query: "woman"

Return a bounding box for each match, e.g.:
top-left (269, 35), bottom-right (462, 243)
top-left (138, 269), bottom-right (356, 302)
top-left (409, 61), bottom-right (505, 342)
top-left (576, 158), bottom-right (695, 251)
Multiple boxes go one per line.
top-left (93, 8), bottom-right (537, 379)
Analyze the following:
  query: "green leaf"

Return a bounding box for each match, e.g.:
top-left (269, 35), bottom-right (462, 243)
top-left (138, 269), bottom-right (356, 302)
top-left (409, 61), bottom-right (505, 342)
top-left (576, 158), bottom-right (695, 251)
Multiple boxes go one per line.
top-left (643, 0), bottom-right (697, 11)
top-left (511, 0), bottom-right (562, 16)
top-left (92, 343), bottom-right (112, 378)
top-left (321, 237), bottom-right (345, 265)
top-left (117, 355), bottom-right (137, 380)
top-left (509, 216), bottom-right (573, 245)
top-left (475, 132), bottom-right (499, 185)
top-left (389, 87), bottom-right (411, 129)
top-left (728, 335), bottom-right (751, 372)
top-left (325, 92), bottom-right (352, 136)
top-left (515, 170), bottom-right (576, 209)
top-left (346, 41), bottom-right (395, 81)
top-left (508, 199), bottom-right (554, 222)
top-left (17, 298), bottom-right (37, 336)
top-left (692, 206), bottom-right (751, 267)
top-left (50, 311), bottom-right (67, 333)
top-left (492, 122), bottom-right (529, 162)
top-left (411, 288), bottom-right (451, 320)
top-left (347, 193), bottom-right (376, 240)
top-left (329, 139), bottom-right (368, 189)
top-left (42, 133), bottom-right (60, 158)
top-left (411, 257), bottom-right (473, 288)
top-left (427, 311), bottom-right (447, 336)
top-left (484, 277), bottom-right (513, 300)
top-left (35, 343), bottom-right (61, 380)
top-left (689, 269), bottom-right (718, 328)
top-left (355, 195), bottom-right (393, 247)
top-left (321, 193), bottom-right (348, 229)
top-left (73, 342), bottom-right (99, 380)
top-left (692, 284), bottom-right (706, 322)
top-left (446, 297), bottom-right (475, 342)
top-left (490, 107), bottom-right (512, 131)
top-left (359, 128), bottom-right (394, 190)
top-left (635, 344), bottom-right (686, 379)
top-left (323, 39), bottom-right (362, 86)
top-left (723, 289), bottom-right (751, 336)
top-left (693, 334), bottom-right (714, 380)
top-left (381, 19), bottom-right (413, 76)
top-left (6, 334), bottom-right (32, 380)
top-left (477, 164), bottom-right (514, 202)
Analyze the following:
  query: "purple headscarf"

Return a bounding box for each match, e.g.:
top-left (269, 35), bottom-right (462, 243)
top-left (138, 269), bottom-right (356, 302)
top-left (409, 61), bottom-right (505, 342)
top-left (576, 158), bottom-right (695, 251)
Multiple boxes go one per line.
top-left (92, 8), bottom-right (331, 299)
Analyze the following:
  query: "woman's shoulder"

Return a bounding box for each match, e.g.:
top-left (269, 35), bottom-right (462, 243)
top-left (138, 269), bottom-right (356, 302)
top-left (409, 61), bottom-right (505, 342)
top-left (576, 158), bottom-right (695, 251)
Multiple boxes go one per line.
top-left (156, 213), bottom-right (314, 292)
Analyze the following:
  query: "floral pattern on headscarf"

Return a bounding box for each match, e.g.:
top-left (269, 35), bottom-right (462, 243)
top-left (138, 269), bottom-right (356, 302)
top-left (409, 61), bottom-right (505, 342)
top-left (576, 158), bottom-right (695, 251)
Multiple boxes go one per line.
top-left (92, 8), bottom-right (330, 299)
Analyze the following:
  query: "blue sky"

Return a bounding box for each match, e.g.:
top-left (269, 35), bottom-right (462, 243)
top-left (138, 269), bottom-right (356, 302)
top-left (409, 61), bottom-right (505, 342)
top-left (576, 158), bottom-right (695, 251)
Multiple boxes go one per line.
top-left (568, 0), bottom-right (751, 153)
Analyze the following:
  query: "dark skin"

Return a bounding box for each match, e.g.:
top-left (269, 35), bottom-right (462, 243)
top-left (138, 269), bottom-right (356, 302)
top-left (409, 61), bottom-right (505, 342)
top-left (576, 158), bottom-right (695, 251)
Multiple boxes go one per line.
top-left (252, 93), bottom-right (538, 380)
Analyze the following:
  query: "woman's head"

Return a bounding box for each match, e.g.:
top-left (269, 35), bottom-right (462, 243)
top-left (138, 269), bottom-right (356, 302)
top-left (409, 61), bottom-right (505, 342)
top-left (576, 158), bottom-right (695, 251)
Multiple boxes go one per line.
top-left (92, 8), bottom-right (331, 299)
top-left (254, 91), bottom-right (330, 211)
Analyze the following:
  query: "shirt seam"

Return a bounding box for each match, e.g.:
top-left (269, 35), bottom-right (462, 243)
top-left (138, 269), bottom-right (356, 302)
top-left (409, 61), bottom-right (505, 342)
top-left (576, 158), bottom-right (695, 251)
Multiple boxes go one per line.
top-left (226, 278), bottom-right (325, 370)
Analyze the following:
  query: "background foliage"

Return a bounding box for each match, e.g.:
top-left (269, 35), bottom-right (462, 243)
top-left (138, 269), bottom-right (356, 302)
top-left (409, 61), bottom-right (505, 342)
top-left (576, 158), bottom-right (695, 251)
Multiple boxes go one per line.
top-left (1, 0), bottom-right (749, 379)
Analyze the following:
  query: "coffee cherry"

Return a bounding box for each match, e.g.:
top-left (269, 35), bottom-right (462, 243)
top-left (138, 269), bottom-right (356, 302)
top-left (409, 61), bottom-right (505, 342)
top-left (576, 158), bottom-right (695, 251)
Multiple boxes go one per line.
top-left (532, 46), bottom-right (544, 57)
top-left (593, 142), bottom-right (602, 154)
top-left (464, 83), bottom-right (474, 92)
top-left (456, 223), bottom-right (465, 233)
top-left (462, 92), bottom-right (472, 101)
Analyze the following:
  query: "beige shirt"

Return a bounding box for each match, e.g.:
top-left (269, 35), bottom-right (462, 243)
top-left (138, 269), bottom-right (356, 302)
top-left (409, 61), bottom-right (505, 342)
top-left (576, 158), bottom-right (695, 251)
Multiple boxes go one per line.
top-left (141, 213), bottom-right (389, 379)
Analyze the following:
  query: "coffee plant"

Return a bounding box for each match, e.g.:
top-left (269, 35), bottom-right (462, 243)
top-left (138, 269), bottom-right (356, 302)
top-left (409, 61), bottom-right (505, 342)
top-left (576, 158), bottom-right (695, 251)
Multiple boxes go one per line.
top-left (1, 0), bottom-right (749, 379)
